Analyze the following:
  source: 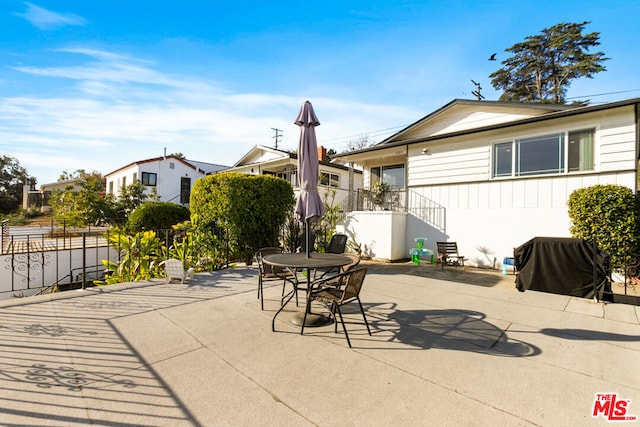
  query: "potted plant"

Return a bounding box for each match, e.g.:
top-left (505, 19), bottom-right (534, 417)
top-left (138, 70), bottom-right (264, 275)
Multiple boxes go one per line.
top-left (371, 182), bottom-right (389, 208)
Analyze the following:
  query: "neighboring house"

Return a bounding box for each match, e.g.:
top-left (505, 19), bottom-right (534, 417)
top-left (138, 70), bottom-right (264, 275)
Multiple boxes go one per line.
top-left (23, 179), bottom-right (83, 213)
top-left (105, 155), bottom-right (228, 205)
top-left (227, 144), bottom-right (363, 210)
top-left (333, 98), bottom-right (639, 267)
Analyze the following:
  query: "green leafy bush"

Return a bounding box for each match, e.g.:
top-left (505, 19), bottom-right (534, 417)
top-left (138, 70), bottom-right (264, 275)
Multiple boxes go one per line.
top-left (568, 184), bottom-right (640, 266)
top-left (168, 216), bottom-right (227, 271)
top-left (190, 172), bottom-right (295, 262)
top-left (97, 230), bottom-right (165, 284)
top-left (127, 202), bottom-right (190, 232)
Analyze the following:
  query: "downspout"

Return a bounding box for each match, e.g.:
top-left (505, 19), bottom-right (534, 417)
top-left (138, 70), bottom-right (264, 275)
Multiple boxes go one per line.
top-left (348, 162), bottom-right (354, 212)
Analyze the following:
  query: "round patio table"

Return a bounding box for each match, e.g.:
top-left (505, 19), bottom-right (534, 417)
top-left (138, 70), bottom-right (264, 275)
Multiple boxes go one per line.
top-left (264, 252), bottom-right (351, 332)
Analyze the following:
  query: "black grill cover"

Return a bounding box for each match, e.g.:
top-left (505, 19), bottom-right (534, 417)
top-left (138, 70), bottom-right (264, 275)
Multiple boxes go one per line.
top-left (515, 237), bottom-right (611, 299)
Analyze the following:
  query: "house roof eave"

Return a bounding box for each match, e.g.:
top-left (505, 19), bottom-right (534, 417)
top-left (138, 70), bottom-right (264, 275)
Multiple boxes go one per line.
top-left (105, 155), bottom-right (199, 178)
top-left (372, 98), bottom-right (571, 147)
top-left (334, 97), bottom-right (640, 162)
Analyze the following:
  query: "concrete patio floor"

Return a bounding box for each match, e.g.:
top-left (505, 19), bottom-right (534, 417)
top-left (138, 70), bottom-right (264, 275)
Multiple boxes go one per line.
top-left (0, 262), bottom-right (639, 426)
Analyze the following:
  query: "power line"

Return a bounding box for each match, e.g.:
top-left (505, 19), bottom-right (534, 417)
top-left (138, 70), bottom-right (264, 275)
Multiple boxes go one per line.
top-left (566, 88), bottom-right (640, 100)
top-left (319, 88), bottom-right (640, 149)
top-left (321, 124), bottom-right (408, 145)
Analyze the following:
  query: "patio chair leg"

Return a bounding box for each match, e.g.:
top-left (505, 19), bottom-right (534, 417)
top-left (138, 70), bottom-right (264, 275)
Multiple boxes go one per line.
top-left (300, 306), bottom-right (309, 336)
top-left (331, 303), bottom-right (338, 333)
top-left (356, 297), bottom-right (371, 336)
top-left (335, 305), bottom-right (352, 348)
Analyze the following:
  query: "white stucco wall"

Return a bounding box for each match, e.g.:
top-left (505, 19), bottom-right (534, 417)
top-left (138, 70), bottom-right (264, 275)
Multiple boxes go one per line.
top-left (106, 158), bottom-right (204, 204)
top-left (338, 211), bottom-right (407, 261)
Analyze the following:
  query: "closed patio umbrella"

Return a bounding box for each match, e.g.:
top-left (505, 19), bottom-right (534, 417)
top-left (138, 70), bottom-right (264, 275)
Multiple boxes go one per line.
top-left (294, 100), bottom-right (326, 257)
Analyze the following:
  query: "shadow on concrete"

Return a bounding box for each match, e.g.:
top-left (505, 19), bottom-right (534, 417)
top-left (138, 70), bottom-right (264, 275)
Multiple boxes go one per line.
top-left (0, 271), bottom-right (261, 426)
top-left (540, 328), bottom-right (640, 342)
top-left (362, 302), bottom-right (541, 357)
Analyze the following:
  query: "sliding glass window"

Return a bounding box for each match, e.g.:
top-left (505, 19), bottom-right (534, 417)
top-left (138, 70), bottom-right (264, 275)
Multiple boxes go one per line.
top-left (492, 129), bottom-right (594, 178)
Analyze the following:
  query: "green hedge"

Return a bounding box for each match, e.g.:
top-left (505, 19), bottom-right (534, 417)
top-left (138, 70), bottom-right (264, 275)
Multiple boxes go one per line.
top-left (568, 184), bottom-right (640, 266)
top-left (127, 202), bottom-right (190, 232)
top-left (190, 172), bottom-right (295, 262)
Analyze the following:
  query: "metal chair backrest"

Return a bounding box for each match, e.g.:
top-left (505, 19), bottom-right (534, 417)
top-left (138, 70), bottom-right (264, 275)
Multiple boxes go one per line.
top-left (327, 234), bottom-right (348, 254)
top-left (255, 247), bottom-right (284, 275)
top-left (341, 267), bottom-right (368, 302)
top-left (340, 253), bottom-right (361, 273)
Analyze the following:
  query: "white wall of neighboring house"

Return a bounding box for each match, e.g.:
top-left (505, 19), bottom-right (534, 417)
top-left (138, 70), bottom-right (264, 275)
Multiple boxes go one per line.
top-left (106, 157), bottom-right (208, 204)
top-left (228, 145), bottom-right (363, 212)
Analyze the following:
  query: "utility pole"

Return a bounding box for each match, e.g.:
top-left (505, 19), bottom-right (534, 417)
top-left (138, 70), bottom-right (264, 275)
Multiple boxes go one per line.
top-left (471, 80), bottom-right (485, 101)
top-left (271, 128), bottom-right (283, 149)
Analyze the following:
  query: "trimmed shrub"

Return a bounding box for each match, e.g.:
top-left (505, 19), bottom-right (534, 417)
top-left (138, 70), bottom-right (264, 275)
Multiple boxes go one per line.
top-left (190, 172), bottom-right (295, 262)
top-left (127, 202), bottom-right (190, 232)
top-left (567, 184), bottom-right (640, 266)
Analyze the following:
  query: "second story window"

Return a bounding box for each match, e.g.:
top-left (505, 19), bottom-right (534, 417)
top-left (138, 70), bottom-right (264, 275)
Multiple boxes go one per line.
top-left (141, 172), bottom-right (157, 186)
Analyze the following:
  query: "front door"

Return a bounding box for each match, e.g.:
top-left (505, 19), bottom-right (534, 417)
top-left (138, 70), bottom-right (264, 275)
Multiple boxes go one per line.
top-left (180, 177), bottom-right (191, 204)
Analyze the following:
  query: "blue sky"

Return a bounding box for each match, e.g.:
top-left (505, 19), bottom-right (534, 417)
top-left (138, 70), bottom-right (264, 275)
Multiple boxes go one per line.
top-left (1, 1), bottom-right (638, 185)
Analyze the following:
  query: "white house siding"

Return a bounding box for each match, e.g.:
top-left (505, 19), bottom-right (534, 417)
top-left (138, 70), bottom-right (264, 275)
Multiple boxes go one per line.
top-left (400, 104), bottom-right (564, 140)
top-left (106, 158), bottom-right (204, 204)
top-left (404, 106), bottom-right (638, 268)
top-left (409, 140), bottom-right (489, 186)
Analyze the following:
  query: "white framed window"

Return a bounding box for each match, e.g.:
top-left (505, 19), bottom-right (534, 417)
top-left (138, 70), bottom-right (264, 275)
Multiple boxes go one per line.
top-left (319, 171), bottom-right (340, 188)
top-left (568, 129), bottom-right (595, 172)
top-left (371, 164), bottom-right (405, 189)
top-left (492, 128), bottom-right (595, 178)
top-left (141, 172), bottom-right (157, 186)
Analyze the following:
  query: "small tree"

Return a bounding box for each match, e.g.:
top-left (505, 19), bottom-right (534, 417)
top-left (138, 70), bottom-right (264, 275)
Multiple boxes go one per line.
top-left (0, 156), bottom-right (31, 214)
top-left (567, 184), bottom-right (640, 266)
top-left (490, 21), bottom-right (608, 103)
top-left (117, 181), bottom-right (148, 217)
top-left (315, 187), bottom-right (341, 252)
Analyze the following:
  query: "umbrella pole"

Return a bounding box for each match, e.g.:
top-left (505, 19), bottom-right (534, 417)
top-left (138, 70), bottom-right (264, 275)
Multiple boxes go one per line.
top-left (306, 218), bottom-right (311, 258)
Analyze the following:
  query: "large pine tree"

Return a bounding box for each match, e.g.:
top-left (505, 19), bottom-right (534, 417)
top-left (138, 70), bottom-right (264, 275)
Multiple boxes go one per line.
top-left (490, 22), bottom-right (608, 104)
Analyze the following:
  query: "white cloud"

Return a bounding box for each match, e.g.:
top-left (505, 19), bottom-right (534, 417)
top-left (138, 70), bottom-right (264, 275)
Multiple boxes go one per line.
top-left (0, 47), bottom-right (416, 184)
top-left (16, 2), bottom-right (87, 30)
